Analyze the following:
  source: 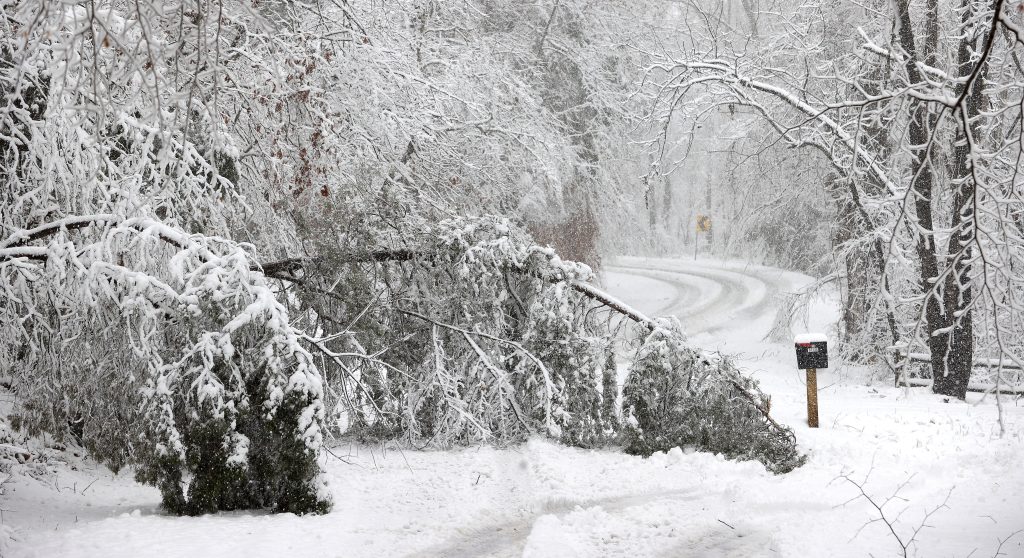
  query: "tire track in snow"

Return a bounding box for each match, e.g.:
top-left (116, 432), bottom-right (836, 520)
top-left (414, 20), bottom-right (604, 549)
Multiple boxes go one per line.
top-left (604, 258), bottom-right (797, 338)
top-left (655, 523), bottom-right (777, 558)
top-left (403, 488), bottom-right (702, 558)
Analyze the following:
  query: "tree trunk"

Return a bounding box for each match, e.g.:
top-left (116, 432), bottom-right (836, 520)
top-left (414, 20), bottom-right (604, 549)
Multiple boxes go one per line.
top-left (934, 0), bottom-right (988, 397)
top-left (892, 0), bottom-right (974, 398)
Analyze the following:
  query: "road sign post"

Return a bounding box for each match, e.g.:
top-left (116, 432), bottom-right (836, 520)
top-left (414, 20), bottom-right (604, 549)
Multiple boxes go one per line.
top-left (794, 333), bottom-right (828, 428)
top-left (695, 214), bottom-right (712, 260)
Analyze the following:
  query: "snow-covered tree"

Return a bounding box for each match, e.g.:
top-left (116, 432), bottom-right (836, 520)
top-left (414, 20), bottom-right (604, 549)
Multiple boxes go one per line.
top-left (640, 0), bottom-right (1024, 402)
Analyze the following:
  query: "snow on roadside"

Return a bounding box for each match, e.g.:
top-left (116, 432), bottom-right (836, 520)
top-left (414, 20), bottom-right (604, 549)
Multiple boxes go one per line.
top-left (5, 257), bottom-right (1024, 558)
top-left (604, 257), bottom-right (1024, 558)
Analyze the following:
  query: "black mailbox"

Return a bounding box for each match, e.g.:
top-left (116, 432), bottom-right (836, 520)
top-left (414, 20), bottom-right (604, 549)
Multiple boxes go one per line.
top-left (794, 334), bottom-right (828, 369)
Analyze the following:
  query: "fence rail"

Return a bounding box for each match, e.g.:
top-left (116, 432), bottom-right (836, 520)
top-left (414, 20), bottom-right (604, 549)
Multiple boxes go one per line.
top-left (893, 350), bottom-right (1024, 395)
top-left (898, 351), bottom-right (1023, 371)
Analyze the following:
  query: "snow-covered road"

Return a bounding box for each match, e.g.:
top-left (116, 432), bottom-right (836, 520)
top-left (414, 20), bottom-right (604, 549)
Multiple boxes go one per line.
top-left (8, 258), bottom-right (1024, 558)
top-left (603, 257), bottom-right (794, 336)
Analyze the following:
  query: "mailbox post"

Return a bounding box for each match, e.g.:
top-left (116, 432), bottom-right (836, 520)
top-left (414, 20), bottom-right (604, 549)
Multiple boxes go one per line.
top-left (794, 333), bottom-right (828, 428)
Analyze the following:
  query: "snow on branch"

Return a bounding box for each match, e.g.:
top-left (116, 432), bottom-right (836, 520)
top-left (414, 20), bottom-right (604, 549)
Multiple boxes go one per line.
top-left (259, 251), bottom-right (657, 330)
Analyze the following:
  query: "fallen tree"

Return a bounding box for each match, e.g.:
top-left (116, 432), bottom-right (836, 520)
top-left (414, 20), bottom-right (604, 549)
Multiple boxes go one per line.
top-left (250, 215), bottom-right (805, 470)
top-left (1, 213), bottom-right (807, 520)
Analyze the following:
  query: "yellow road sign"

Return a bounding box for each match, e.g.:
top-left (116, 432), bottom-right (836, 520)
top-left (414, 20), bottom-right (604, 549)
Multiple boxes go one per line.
top-left (696, 214), bottom-right (712, 232)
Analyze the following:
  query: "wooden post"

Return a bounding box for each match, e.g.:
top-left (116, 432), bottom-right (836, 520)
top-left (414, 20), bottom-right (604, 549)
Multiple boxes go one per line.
top-left (806, 367), bottom-right (819, 428)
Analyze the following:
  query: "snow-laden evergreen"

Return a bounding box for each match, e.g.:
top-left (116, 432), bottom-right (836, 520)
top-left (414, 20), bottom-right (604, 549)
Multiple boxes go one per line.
top-left (0, 220), bottom-right (330, 514)
top-left (623, 319), bottom-right (805, 474)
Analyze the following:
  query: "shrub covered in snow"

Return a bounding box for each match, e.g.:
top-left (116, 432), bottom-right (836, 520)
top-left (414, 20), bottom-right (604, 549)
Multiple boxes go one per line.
top-left (622, 319), bottom-right (806, 474)
top-left (1, 221), bottom-right (331, 515)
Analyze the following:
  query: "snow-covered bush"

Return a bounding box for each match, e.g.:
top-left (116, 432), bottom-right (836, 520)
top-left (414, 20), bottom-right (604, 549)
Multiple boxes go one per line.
top-left (623, 320), bottom-right (806, 474)
top-left (1, 221), bottom-right (331, 515)
top-left (0, 0), bottom-right (339, 514)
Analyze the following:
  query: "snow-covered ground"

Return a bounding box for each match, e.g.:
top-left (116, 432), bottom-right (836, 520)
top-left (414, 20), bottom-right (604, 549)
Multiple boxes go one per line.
top-left (6, 257), bottom-right (1023, 557)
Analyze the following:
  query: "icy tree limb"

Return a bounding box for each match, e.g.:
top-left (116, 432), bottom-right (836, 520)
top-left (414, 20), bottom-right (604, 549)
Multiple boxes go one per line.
top-left (0, 217), bottom-right (662, 335)
top-left (0, 216), bottom-right (195, 259)
top-left (398, 308), bottom-right (555, 436)
top-left (722, 374), bottom-right (789, 434)
top-left (0, 214), bottom-right (119, 248)
top-left (459, 330), bottom-right (535, 435)
top-left (258, 252), bottom-right (659, 331)
top-left (568, 280), bottom-right (657, 331)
